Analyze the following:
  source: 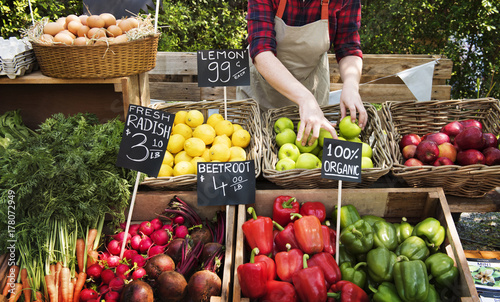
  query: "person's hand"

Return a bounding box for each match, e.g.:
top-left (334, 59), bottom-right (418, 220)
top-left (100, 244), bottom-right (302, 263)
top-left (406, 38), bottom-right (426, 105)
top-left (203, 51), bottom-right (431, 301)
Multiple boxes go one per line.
top-left (296, 98), bottom-right (338, 147)
top-left (339, 86), bottom-right (367, 129)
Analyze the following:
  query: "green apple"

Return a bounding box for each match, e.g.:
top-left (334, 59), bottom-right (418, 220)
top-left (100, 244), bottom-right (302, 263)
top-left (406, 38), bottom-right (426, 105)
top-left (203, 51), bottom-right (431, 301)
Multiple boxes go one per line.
top-left (295, 137), bottom-right (318, 153)
top-left (318, 148), bottom-right (323, 159)
top-left (361, 157), bottom-right (374, 169)
top-left (347, 137), bottom-right (362, 143)
top-left (319, 129), bottom-right (334, 147)
top-left (274, 117), bottom-right (294, 134)
top-left (362, 142), bottom-right (373, 159)
top-left (295, 153), bottom-right (322, 169)
top-left (337, 137), bottom-right (346, 141)
top-left (278, 143), bottom-right (301, 162)
top-left (275, 128), bottom-right (297, 147)
top-left (311, 144), bottom-right (322, 156)
top-left (275, 157), bottom-right (296, 171)
top-left (339, 116), bottom-right (362, 139)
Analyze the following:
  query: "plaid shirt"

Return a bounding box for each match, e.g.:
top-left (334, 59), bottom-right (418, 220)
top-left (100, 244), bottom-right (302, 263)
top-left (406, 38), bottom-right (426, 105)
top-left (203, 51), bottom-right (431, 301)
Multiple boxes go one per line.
top-left (247, 0), bottom-right (363, 62)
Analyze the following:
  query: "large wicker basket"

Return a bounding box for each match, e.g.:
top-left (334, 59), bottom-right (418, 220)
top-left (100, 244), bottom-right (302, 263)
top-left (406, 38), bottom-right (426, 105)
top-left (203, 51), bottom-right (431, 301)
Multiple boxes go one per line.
top-left (381, 98), bottom-right (500, 198)
top-left (31, 34), bottom-right (159, 79)
top-left (262, 103), bottom-right (392, 189)
top-left (140, 99), bottom-right (263, 190)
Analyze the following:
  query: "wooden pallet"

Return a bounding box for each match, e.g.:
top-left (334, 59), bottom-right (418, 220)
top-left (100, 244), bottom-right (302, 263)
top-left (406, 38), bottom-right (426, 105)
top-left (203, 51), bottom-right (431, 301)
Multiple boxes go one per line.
top-left (464, 250), bottom-right (500, 260)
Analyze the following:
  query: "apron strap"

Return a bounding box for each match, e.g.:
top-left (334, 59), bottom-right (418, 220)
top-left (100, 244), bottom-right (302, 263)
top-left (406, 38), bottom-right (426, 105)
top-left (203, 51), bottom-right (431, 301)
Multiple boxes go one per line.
top-left (276, 0), bottom-right (330, 20)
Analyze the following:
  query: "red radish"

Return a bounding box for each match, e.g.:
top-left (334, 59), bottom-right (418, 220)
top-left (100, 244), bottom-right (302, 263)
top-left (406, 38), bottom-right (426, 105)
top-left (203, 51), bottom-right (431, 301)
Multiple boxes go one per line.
top-left (113, 231), bottom-right (131, 243)
top-left (87, 263), bottom-right (103, 279)
top-left (123, 249), bottom-right (139, 261)
top-left (130, 235), bottom-right (142, 251)
top-left (175, 225), bottom-right (189, 238)
top-left (128, 223), bottom-right (141, 236)
top-left (173, 215), bottom-right (185, 225)
top-left (116, 263), bottom-right (131, 279)
top-left (150, 218), bottom-right (163, 230)
top-left (99, 284), bottom-right (109, 294)
top-left (105, 290), bottom-right (120, 301)
top-left (107, 239), bottom-right (122, 255)
top-left (139, 236), bottom-right (154, 254)
top-left (106, 255), bottom-right (121, 268)
top-left (100, 251), bottom-right (111, 263)
top-left (132, 267), bottom-right (147, 280)
top-left (109, 277), bottom-right (125, 293)
top-left (162, 224), bottom-right (174, 233)
top-left (150, 229), bottom-right (170, 246)
top-left (139, 221), bottom-right (154, 236)
top-left (101, 269), bottom-right (116, 284)
top-left (131, 254), bottom-right (146, 267)
top-left (80, 288), bottom-right (98, 301)
top-left (148, 244), bottom-right (167, 258)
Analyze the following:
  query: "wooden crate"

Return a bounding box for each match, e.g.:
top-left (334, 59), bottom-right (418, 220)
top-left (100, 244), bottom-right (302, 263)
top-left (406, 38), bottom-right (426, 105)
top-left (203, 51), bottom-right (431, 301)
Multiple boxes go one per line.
top-left (132, 191), bottom-right (237, 302)
top-left (233, 188), bottom-right (478, 302)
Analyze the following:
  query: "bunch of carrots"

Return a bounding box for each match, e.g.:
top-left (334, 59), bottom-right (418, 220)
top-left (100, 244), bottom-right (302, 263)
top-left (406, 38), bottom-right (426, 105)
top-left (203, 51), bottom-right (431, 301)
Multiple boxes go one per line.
top-left (1, 216), bottom-right (104, 302)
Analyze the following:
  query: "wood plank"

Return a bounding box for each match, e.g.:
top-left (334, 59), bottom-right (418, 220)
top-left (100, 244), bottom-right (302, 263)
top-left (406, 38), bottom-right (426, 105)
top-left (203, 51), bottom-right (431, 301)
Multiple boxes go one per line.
top-left (331, 83), bottom-right (452, 102)
top-left (149, 82), bottom-right (201, 101)
top-left (150, 52), bottom-right (198, 75)
top-left (0, 70), bottom-right (123, 84)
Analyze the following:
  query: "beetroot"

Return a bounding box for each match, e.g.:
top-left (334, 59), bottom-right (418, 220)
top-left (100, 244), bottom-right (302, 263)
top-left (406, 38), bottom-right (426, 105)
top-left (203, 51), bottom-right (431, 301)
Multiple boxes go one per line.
top-left (150, 229), bottom-right (170, 246)
top-left (165, 238), bottom-right (185, 264)
top-left (190, 227), bottom-right (213, 245)
top-left (185, 270), bottom-right (222, 302)
top-left (156, 271), bottom-right (187, 302)
top-left (120, 280), bottom-right (154, 302)
top-left (87, 263), bottom-right (103, 279)
top-left (80, 288), bottom-right (98, 301)
top-left (144, 254), bottom-right (176, 280)
top-left (139, 221), bottom-right (154, 236)
top-left (201, 242), bottom-right (223, 263)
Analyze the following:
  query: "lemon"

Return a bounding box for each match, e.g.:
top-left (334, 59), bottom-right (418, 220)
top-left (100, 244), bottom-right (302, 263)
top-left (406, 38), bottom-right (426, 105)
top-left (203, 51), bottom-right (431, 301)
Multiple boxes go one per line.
top-left (173, 161), bottom-right (195, 176)
top-left (209, 144), bottom-right (231, 162)
top-left (185, 110), bottom-right (204, 128)
top-left (206, 113), bottom-right (225, 129)
top-left (193, 124), bottom-right (216, 145)
top-left (184, 137), bottom-right (206, 157)
top-left (190, 157), bottom-right (206, 173)
top-left (201, 148), bottom-right (211, 162)
top-left (172, 123), bottom-right (193, 140)
top-left (214, 120), bottom-right (234, 137)
top-left (174, 151), bottom-right (193, 165)
top-left (167, 134), bottom-right (185, 154)
top-left (174, 111), bottom-right (188, 125)
top-left (158, 164), bottom-right (173, 177)
top-left (162, 151), bottom-right (174, 167)
top-left (232, 129), bottom-right (251, 148)
top-left (233, 124), bottom-right (244, 133)
top-left (213, 135), bottom-right (232, 148)
top-left (229, 146), bottom-right (247, 161)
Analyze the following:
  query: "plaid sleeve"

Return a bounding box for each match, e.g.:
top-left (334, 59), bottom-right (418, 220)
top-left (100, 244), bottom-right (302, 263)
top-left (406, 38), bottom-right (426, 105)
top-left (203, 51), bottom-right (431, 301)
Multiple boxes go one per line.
top-left (247, 0), bottom-right (278, 60)
top-left (332, 0), bottom-right (363, 62)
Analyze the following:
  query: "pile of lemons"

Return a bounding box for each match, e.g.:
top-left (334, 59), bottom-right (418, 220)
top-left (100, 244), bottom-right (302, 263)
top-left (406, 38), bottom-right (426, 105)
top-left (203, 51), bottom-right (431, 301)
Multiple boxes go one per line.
top-left (158, 110), bottom-right (252, 177)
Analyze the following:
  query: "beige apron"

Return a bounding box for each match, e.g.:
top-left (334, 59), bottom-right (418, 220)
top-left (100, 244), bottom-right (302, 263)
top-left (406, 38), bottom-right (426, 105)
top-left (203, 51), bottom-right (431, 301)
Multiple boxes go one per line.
top-left (237, 0), bottom-right (331, 111)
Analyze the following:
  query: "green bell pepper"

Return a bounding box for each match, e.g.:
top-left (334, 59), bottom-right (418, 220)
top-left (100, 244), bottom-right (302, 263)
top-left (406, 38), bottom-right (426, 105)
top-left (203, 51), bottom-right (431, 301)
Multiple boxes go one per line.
top-left (425, 252), bottom-right (459, 289)
top-left (367, 246), bottom-right (398, 283)
top-left (333, 204), bottom-right (361, 230)
top-left (338, 243), bottom-right (357, 266)
top-left (369, 282), bottom-right (403, 302)
top-left (412, 217), bottom-right (445, 252)
top-left (396, 236), bottom-right (430, 261)
top-left (394, 217), bottom-right (414, 244)
top-left (393, 256), bottom-right (430, 302)
top-left (340, 219), bottom-right (374, 255)
top-left (340, 261), bottom-right (367, 289)
top-left (372, 220), bottom-right (399, 251)
top-left (361, 214), bottom-right (386, 227)
top-left (427, 284), bottom-right (442, 302)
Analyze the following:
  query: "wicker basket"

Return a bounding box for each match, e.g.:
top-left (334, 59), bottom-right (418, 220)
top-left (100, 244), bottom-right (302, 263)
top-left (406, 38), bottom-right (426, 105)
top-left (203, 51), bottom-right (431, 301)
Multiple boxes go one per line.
top-left (381, 98), bottom-right (500, 198)
top-left (140, 99), bottom-right (263, 190)
top-left (262, 103), bottom-right (392, 189)
top-left (31, 34), bottom-right (159, 79)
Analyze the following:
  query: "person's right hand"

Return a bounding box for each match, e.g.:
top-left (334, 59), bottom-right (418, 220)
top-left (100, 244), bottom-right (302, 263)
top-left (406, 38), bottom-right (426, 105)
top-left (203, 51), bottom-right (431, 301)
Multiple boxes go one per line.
top-left (296, 98), bottom-right (338, 147)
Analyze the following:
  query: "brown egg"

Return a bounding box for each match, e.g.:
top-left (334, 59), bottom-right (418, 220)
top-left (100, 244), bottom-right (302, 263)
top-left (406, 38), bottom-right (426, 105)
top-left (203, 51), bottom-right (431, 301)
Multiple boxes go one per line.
top-left (118, 19), bottom-right (133, 33)
top-left (43, 22), bottom-right (64, 36)
top-left (100, 13), bottom-right (117, 28)
top-left (77, 25), bottom-right (90, 37)
top-left (87, 27), bottom-right (106, 39)
top-left (112, 34), bottom-right (128, 44)
top-left (79, 15), bottom-right (88, 26)
top-left (73, 37), bottom-right (88, 46)
top-left (60, 30), bottom-right (76, 39)
top-left (67, 20), bottom-right (82, 35)
top-left (87, 15), bottom-right (105, 28)
top-left (56, 17), bottom-right (67, 29)
top-left (65, 14), bottom-right (80, 27)
top-left (94, 38), bottom-right (109, 46)
top-left (39, 34), bottom-right (54, 45)
top-left (106, 25), bottom-right (122, 37)
top-left (128, 17), bottom-right (139, 28)
top-left (53, 32), bottom-right (74, 45)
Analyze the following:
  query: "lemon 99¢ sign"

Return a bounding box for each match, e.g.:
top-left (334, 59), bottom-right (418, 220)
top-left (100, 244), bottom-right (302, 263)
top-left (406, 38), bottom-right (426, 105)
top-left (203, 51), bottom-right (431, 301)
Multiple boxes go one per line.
top-left (197, 49), bottom-right (250, 87)
top-left (321, 138), bottom-right (362, 183)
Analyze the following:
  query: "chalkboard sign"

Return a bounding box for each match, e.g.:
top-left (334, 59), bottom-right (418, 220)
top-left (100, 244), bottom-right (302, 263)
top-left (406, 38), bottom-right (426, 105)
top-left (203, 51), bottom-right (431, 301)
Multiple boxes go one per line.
top-left (116, 105), bottom-right (174, 177)
top-left (321, 138), bottom-right (362, 183)
top-left (197, 49), bottom-right (250, 87)
top-left (197, 160), bottom-right (255, 206)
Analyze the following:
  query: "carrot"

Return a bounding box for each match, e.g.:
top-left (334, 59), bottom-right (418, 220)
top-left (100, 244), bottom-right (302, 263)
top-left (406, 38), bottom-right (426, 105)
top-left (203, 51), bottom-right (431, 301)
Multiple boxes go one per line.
top-left (60, 267), bottom-right (71, 302)
top-left (2, 265), bottom-right (19, 296)
top-left (86, 229), bottom-right (98, 253)
top-left (68, 280), bottom-right (74, 302)
top-left (86, 250), bottom-right (99, 269)
top-left (76, 238), bottom-right (86, 273)
top-left (54, 262), bottom-right (62, 302)
top-left (72, 272), bottom-right (86, 302)
top-left (45, 274), bottom-right (57, 302)
top-left (20, 268), bottom-right (31, 302)
top-left (7, 283), bottom-right (22, 302)
top-left (35, 290), bottom-right (43, 301)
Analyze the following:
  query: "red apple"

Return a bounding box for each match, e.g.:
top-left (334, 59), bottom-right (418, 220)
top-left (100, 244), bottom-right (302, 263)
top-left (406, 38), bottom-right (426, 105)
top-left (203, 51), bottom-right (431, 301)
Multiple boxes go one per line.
top-left (482, 133), bottom-right (498, 149)
top-left (460, 119), bottom-right (483, 130)
top-left (454, 126), bottom-right (485, 150)
top-left (404, 158), bottom-right (424, 166)
top-left (483, 147), bottom-right (500, 166)
top-left (402, 144), bottom-right (417, 159)
top-left (415, 140), bottom-right (440, 164)
top-left (399, 133), bottom-right (421, 150)
top-left (456, 149), bottom-right (485, 166)
top-left (440, 121), bottom-right (464, 143)
top-left (433, 157), bottom-right (455, 166)
top-left (438, 142), bottom-right (457, 162)
top-left (424, 132), bottom-right (451, 145)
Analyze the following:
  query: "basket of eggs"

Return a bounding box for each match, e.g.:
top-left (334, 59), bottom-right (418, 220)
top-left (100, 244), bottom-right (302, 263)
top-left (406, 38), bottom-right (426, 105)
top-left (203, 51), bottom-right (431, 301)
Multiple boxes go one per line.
top-left (24, 13), bottom-right (159, 79)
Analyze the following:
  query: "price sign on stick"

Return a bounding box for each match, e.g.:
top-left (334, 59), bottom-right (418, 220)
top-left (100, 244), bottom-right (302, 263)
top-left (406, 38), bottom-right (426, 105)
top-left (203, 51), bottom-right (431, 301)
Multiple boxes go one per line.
top-left (197, 49), bottom-right (250, 87)
top-left (116, 104), bottom-right (174, 177)
top-left (197, 160), bottom-right (255, 206)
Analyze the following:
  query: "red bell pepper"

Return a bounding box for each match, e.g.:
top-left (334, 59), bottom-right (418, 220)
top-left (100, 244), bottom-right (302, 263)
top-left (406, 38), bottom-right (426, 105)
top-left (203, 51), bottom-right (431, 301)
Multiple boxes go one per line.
top-left (262, 280), bottom-right (298, 302)
top-left (327, 280), bottom-right (369, 302)
top-left (254, 254), bottom-right (276, 281)
top-left (242, 207), bottom-right (274, 255)
top-left (292, 254), bottom-right (328, 302)
top-left (237, 248), bottom-right (268, 299)
top-left (308, 252), bottom-right (341, 287)
top-left (322, 225), bottom-right (335, 255)
top-left (273, 221), bottom-right (301, 252)
top-left (274, 244), bottom-right (304, 282)
top-left (291, 213), bottom-right (324, 254)
top-left (326, 221), bottom-right (338, 255)
top-left (300, 201), bottom-right (327, 222)
top-left (273, 195), bottom-right (300, 227)
top-left (272, 229), bottom-right (279, 258)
